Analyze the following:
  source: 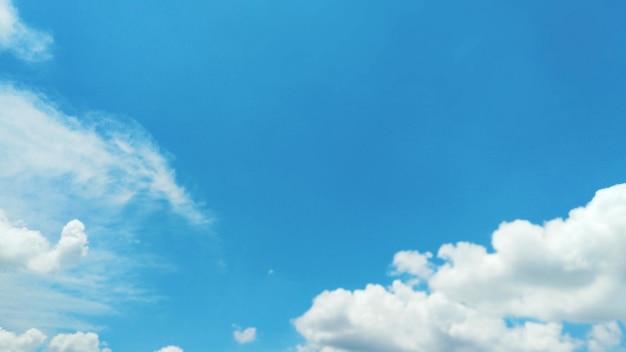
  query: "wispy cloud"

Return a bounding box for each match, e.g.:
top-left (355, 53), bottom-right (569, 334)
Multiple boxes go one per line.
top-left (294, 184), bottom-right (626, 352)
top-left (0, 0), bottom-right (52, 61)
top-left (0, 84), bottom-right (208, 228)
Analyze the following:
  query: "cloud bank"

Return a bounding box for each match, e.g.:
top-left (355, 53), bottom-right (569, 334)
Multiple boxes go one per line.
top-left (294, 184), bottom-right (626, 351)
top-left (0, 0), bottom-right (52, 61)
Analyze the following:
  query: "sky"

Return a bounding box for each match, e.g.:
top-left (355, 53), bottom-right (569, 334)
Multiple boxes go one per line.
top-left (1, 0), bottom-right (626, 351)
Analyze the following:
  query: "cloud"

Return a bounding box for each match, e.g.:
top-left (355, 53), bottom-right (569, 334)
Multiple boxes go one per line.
top-left (0, 328), bottom-right (112, 352)
top-left (0, 211), bottom-right (88, 274)
top-left (48, 331), bottom-right (111, 352)
top-left (0, 2), bottom-right (204, 349)
top-left (429, 183), bottom-right (626, 322)
top-left (233, 326), bottom-right (257, 344)
top-left (391, 250), bottom-right (433, 281)
top-left (155, 346), bottom-right (184, 352)
top-left (0, 327), bottom-right (46, 352)
top-left (0, 209), bottom-right (114, 332)
top-left (294, 184), bottom-right (626, 352)
top-left (0, 0), bottom-right (52, 61)
top-left (0, 84), bottom-right (208, 228)
top-left (0, 83), bottom-right (208, 332)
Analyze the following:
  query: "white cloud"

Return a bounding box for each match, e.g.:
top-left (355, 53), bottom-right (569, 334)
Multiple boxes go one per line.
top-left (0, 327), bottom-right (46, 352)
top-left (0, 1), bottom-right (206, 348)
top-left (391, 250), bottom-right (433, 281)
top-left (0, 83), bottom-right (207, 332)
top-left (0, 211), bottom-right (88, 274)
top-left (48, 331), bottom-right (111, 352)
top-left (587, 322), bottom-right (622, 352)
top-left (0, 209), bottom-right (114, 332)
top-left (294, 184), bottom-right (626, 352)
top-left (0, 0), bottom-right (52, 61)
top-left (0, 328), bottom-right (112, 352)
top-left (233, 326), bottom-right (257, 344)
top-left (155, 346), bottom-right (184, 352)
top-left (0, 84), bottom-right (208, 228)
top-left (429, 183), bottom-right (626, 322)
top-left (295, 282), bottom-right (581, 352)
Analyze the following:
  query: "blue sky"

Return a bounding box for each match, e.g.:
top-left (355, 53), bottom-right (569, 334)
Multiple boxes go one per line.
top-left (1, 0), bottom-right (626, 351)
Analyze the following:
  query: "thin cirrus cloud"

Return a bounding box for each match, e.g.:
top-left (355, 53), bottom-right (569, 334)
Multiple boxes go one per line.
top-left (0, 83), bottom-right (208, 229)
top-left (294, 183), bottom-right (626, 352)
top-left (0, 0), bottom-right (52, 61)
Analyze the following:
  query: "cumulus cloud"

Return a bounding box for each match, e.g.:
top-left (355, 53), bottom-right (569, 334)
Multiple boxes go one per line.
top-left (233, 326), bottom-right (257, 344)
top-left (155, 346), bottom-right (184, 352)
top-left (0, 211), bottom-right (88, 274)
top-left (587, 322), bottom-right (622, 352)
top-left (48, 331), bottom-right (111, 352)
top-left (391, 250), bottom-right (433, 281)
top-left (294, 184), bottom-right (626, 352)
top-left (0, 328), bottom-right (113, 352)
top-left (429, 183), bottom-right (626, 322)
top-left (0, 327), bottom-right (46, 352)
top-left (0, 0), bottom-right (52, 61)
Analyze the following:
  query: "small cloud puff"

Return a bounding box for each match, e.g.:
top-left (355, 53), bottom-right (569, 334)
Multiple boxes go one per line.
top-left (233, 326), bottom-right (257, 344)
top-left (154, 346), bottom-right (184, 352)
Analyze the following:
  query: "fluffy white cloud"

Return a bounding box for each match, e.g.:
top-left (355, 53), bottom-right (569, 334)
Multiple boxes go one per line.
top-left (233, 326), bottom-right (257, 344)
top-left (392, 250), bottom-right (433, 280)
top-left (295, 282), bottom-right (581, 352)
top-left (0, 211), bottom-right (88, 274)
top-left (48, 331), bottom-right (111, 352)
top-left (0, 327), bottom-right (46, 352)
top-left (155, 346), bottom-right (184, 352)
top-left (294, 184), bottom-right (626, 352)
top-left (587, 322), bottom-right (622, 352)
top-left (429, 183), bottom-right (626, 322)
top-left (0, 328), bottom-right (113, 352)
top-left (0, 0), bottom-right (52, 61)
